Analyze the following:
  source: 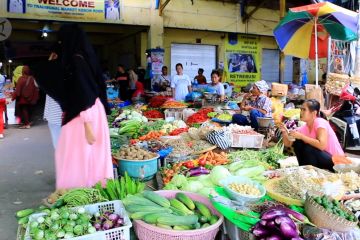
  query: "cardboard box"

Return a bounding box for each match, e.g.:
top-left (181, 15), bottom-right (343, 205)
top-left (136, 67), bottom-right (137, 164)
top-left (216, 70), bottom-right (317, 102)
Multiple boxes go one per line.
top-left (271, 83), bottom-right (288, 97)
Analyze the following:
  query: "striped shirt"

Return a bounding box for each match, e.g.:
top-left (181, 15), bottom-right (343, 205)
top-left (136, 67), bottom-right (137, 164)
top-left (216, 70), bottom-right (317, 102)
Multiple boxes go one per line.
top-left (44, 95), bottom-right (62, 125)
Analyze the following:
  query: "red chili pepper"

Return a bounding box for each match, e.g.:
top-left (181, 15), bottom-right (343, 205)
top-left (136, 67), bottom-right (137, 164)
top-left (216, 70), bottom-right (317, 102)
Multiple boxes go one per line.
top-left (198, 158), bottom-right (206, 166)
top-left (169, 128), bottom-right (189, 136)
top-left (183, 161), bottom-right (194, 169)
top-left (143, 110), bottom-right (164, 119)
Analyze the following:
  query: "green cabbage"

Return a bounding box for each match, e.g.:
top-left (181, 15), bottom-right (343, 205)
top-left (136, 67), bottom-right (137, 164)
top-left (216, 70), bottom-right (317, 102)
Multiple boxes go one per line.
top-left (163, 183), bottom-right (178, 190)
top-left (181, 181), bottom-right (203, 192)
top-left (170, 174), bottom-right (188, 187)
top-left (210, 166), bottom-right (231, 185)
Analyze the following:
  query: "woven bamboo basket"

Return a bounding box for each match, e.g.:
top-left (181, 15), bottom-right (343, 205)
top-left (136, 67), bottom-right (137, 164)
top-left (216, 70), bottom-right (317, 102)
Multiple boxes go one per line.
top-left (304, 194), bottom-right (358, 232)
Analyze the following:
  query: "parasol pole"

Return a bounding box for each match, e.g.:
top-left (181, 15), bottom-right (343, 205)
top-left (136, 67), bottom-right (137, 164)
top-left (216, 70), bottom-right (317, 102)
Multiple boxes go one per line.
top-left (315, 16), bottom-right (319, 86)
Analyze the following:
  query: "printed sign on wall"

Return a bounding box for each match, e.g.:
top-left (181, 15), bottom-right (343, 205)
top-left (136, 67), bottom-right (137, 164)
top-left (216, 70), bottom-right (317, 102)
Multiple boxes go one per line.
top-left (224, 33), bottom-right (261, 89)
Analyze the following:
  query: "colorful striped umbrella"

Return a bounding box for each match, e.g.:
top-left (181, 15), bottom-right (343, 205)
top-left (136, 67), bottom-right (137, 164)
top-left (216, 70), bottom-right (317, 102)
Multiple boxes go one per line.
top-left (274, 2), bottom-right (358, 85)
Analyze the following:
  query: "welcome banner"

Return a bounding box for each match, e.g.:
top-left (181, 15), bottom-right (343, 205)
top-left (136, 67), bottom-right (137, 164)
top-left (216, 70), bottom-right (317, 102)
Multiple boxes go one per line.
top-left (7, 0), bottom-right (121, 21)
top-left (224, 33), bottom-right (261, 89)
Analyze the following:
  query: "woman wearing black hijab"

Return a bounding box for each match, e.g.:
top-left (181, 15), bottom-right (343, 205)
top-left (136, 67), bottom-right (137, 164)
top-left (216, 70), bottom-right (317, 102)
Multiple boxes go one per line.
top-left (34, 24), bottom-right (113, 189)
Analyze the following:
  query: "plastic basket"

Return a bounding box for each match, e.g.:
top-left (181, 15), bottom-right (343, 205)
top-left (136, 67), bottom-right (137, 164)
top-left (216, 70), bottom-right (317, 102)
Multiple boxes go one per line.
top-left (231, 133), bottom-right (264, 148)
top-left (220, 176), bottom-right (266, 203)
top-left (133, 190), bottom-right (224, 240)
top-left (305, 194), bottom-right (358, 232)
top-left (25, 200), bottom-right (132, 240)
top-left (116, 155), bottom-right (159, 180)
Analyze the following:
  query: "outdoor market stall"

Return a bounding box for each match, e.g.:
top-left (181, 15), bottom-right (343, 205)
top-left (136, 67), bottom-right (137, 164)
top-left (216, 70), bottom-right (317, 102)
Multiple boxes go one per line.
top-left (15, 89), bottom-right (360, 240)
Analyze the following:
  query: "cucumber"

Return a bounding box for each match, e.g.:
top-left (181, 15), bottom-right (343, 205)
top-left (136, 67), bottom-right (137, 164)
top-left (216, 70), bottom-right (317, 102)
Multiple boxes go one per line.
top-left (194, 201), bottom-right (212, 219)
top-left (130, 212), bottom-right (153, 220)
top-left (16, 209), bottom-right (34, 218)
top-left (176, 193), bottom-right (195, 210)
top-left (201, 223), bottom-right (210, 228)
top-left (157, 214), bottom-right (198, 227)
top-left (169, 206), bottom-right (187, 216)
top-left (209, 215), bottom-right (219, 225)
top-left (143, 213), bottom-right (172, 224)
top-left (199, 216), bottom-right (208, 223)
top-left (143, 191), bottom-right (171, 208)
top-left (125, 205), bottom-right (171, 213)
top-left (173, 225), bottom-right (192, 230)
top-left (123, 195), bottom-right (161, 207)
top-left (156, 224), bottom-right (173, 229)
top-left (169, 199), bottom-right (193, 215)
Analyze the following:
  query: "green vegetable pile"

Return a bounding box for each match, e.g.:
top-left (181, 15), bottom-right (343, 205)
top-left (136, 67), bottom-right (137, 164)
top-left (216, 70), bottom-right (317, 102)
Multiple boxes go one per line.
top-left (207, 112), bottom-right (217, 118)
top-left (138, 120), bottom-right (166, 136)
top-left (107, 109), bottom-right (120, 128)
top-left (123, 191), bottom-right (219, 230)
top-left (313, 195), bottom-right (357, 222)
top-left (228, 142), bottom-right (286, 169)
top-left (59, 188), bottom-right (108, 208)
top-left (216, 113), bottom-right (232, 122)
top-left (118, 120), bottom-right (142, 139)
top-left (94, 172), bottom-right (145, 200)
top-left (28, 207), bottom-right (95, 240)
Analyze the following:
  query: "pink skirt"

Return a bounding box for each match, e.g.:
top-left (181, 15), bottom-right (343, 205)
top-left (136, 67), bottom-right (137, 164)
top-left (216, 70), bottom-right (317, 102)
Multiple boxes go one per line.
top-left (55, 98), bottom-right (113, 189)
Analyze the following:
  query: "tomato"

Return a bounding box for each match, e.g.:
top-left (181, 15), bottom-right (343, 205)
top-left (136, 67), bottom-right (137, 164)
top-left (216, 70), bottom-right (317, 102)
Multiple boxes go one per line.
top-left (199, 159), bottom-right (206, 166)
top-left (183, 161), bottom-right (195, 169)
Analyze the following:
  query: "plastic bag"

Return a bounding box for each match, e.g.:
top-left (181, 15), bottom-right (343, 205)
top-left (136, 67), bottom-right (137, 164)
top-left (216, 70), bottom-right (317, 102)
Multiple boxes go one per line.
top-left (302, 225), bottom-right (360, 240)
top-left (185, 91), bottom-right (202, 102)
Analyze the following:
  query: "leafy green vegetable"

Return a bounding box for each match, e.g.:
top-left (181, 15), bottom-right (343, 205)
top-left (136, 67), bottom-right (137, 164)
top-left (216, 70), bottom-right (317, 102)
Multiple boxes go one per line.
top-left (210, 166), bottom-right (231, 185)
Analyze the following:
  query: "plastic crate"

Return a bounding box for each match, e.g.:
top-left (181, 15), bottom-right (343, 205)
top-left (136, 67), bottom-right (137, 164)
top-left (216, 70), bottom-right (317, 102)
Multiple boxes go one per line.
top-left (223, 219), bottom-right (255, 240)
top-left (25, 200), bottom-right (132, 240)
top-left (231, 133), bottom-right (264, 148)
top-left (164, 109), bottom-right (184, 121)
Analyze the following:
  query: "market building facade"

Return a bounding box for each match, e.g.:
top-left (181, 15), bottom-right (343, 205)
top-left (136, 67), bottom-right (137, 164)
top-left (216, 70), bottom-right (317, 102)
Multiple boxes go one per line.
top-left (0, 0), bottom-right (306, 88)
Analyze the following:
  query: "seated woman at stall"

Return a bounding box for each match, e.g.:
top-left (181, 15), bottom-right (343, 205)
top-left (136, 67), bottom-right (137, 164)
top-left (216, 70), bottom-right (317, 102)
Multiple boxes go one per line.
top-left (280, 99), bottom-right (344, 171)
top-left (232, 80), bottom-right (272, 130)
top-left (207, 70), bottom-right (225, 102)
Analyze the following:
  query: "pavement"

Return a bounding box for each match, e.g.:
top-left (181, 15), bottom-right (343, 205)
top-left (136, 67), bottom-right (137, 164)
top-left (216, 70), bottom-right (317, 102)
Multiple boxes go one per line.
top-left (0, 122), bottom-right (55, 240)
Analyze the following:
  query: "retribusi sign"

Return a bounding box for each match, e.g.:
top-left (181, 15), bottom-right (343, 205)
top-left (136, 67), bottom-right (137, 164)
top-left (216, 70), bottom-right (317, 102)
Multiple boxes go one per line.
top-left (6, 0), bottom-right (121, 21)
top-left (224, 33), bottom-right (261, 89)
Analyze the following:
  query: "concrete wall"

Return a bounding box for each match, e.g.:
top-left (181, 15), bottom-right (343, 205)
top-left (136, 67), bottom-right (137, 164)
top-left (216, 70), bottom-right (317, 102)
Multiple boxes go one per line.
top-left (163, 28), bottom-right (278, 75)
top-left (1, 0), bottom-right (279, 36)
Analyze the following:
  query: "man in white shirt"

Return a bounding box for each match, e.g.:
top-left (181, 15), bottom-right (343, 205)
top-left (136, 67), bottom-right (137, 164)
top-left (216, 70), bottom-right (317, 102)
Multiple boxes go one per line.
top-left (106, 0), bottom-right (119, 20)
top-left (8, 0), bottom-right (24, 13)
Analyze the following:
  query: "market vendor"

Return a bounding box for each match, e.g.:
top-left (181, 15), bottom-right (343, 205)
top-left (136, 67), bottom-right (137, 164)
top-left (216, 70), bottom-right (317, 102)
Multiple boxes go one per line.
top-left (171, 63), bottom-right (192, 101)
top-left (207, 70), bottom-right (225, 102)
top-left (232, 80), bottom-right (272, 130)
top-left (280, 99), bottom-right (344, 171)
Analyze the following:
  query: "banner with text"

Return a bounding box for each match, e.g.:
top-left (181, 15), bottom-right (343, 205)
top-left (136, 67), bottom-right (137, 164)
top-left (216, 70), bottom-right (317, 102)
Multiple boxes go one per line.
top-left (7, 0), bottom-right (121, 21)
top-left (224, 33), bottom-right (261, 90)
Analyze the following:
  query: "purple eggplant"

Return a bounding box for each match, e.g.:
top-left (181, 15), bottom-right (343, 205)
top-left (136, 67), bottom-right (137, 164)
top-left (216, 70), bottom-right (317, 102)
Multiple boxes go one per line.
top-left (93, 222), bottom-right (101, 231)
top-left (266, 235), bottom-right (283, 240)
top-left (102, 220), bottom-right (113, 230)
top-left (252, 223), bottom-right (270, 237)
top-left (275, 216), bottom-right (296, 229)
top-left (291, 237), bottom-right (304, 240)
top-left (279, 207), bottom-right (305, 222)
top-left (108, 213), bottom-right (119, 222)
top-left (259, 220), bottom-right (268, 226)
top-left (279, 222), bottom-right (299, 238)
top-left (116, 218), bottom-right (124, 226)
top-left (188, 167), bottom-right (210, 177)
top-left (266, 220), bottom-right (276, 228)
top-left (261, 209), bottom-right (287, 220)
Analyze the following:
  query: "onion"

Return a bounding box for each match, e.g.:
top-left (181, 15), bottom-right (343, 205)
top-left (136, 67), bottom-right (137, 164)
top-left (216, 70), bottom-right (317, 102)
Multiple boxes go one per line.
top-left (108, 213), bottom-right (119, 222)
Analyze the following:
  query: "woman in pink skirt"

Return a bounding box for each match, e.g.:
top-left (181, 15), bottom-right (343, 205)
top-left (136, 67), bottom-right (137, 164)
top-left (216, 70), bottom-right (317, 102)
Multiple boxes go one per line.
top-left (34, 24), bottom-right (113, 189)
